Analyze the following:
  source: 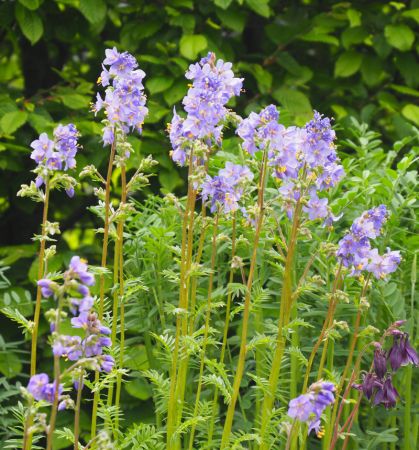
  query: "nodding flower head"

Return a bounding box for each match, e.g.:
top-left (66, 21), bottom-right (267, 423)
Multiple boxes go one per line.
top-left (388, 333), bottom-right (419, 371)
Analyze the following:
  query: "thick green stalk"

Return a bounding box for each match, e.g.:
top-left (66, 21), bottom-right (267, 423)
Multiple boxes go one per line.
top-left (91, 136), bottom-right (116, 439)
top-left (404, 253), bottom-right (417, 450)
top-left (30, 177), bottom-right (50, 376)
top-left (208, 215), bottom-right (236, 444)
top-left (220, 149), bottom-right (269, 450)
top-left (107, 220), bottom-right (120, 407)
top-left (166, 154), bottom-right (197, 449)
top-left (258, 200), bottom-right (302, 449)
top-left (302, 263), bottom-right (343, 393)
top-left (115, 165), bottom-right (127, 428)
top-left (188, 214), bottom-right (218, 450)
top-left (74, 372), bottom-right (84, 450)
top-left (324, 276), bottom-right (370, 448)
top-left (46, 299), bottom-right (63, 450)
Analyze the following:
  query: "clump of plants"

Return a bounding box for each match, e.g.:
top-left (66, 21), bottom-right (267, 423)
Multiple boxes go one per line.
top-left (8, 49), bottom-right (418, 450)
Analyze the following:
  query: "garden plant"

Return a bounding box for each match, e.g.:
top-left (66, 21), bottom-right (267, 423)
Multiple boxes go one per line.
top-left (0, 45), bottom-right (417, 450)
top-left (0, 2), bottom-right (418, 450)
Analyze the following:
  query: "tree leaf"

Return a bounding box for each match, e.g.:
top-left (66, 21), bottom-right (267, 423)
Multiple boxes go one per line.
top-left (147, 76), bottom-right (174, 95)
top-left (0, 110), bottom-right (28, 134)
top-left (15, 4), bottom-right (43, 44)
top-left (18, 0), bottom-right (40, 10)
top-left (179, 34), bottom-right (208, 60)
top-left (384, 24), bottom-right (415, 52)
top-left (79, 0), bottom-right (107, 24)
top-left (273, 88), bottom-right (312, 117)
top-left (361, 56), bottom-right (384, 86)
top-left (402, 8), bottom-right (419, 24)
top-left (245, 0), bottom-right (270, 18)
top-left (214, 0), bottom-right (233, 9)
top-left (58, 93), bottom-right (90, 110)
top-left (402, 104), bottom-right (419, 126)
top-left (334, 51), bottom-right (363, 77)
top-left (0, 352), bottom-right (22, 378)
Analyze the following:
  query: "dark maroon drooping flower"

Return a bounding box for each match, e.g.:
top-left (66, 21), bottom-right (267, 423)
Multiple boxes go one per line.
top-left (373, 346), bottom-right (387, 379)
top-left (373, 377), bottom-right (399, 409)
top-left (388, 333), bottom-right (419, 371)
top-left (353, 372), bottom-right (381, 400)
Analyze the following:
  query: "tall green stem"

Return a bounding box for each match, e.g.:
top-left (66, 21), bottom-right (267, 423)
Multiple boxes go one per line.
top-left (220, 149), bottom-right (269, 450)
top-left (31, 178), bottom-right (50, 376)
top-left (258, 200), bottom-right (302, 449)
top-left (404, 252), bottom-right (417, 450)
top-left (188, 213), bottom-right (218, 449)
top-left (166, 153), bottom-right (197, 449)
top-left (91, 136), bottom-right (116, 439)
top-left (115, 165), bottom-right (127, 428)
top-left (74, 372), bottom-right (84, 450)
top-left (208, 215), bottom-right (236, 444)
top-left (46, 299), bottom-right (62, 450)
top-left (302, 263), bottom-right (343, 393)
top-left (324, 275), bottom-right (370, 448)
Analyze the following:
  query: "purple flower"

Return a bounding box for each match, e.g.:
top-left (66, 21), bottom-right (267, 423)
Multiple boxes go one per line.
top-left (100, 355), bottom-right (115, 373)
top-left (373, 346), bottom-right (387, 379)
top-left (30, 133), bottom-right (54, 163)
top-left (169, 52), bottom-right (243, 165)
top-left (53, 124), bottom-right (79, 170)
top-left (366, 248), bottom-right (401, 280)
top-left (288, 381), bottom-right (335, 435)
top-left (37, 279), bottom-right (54, 298)
top-left (27, 373), bottom-right (49, 401)
top-left (373, 377), bottom-right (399, 409)
top-left (288, 393), bottom-right (314, 422)
top-left (303, 192), bottom-right (329, 221)
top-left (351, 205), bottom-right (387, 239)
top-left (29, 125), bottom-right (80, 195)
top-left (200, 163), bottom-right (253, 214)
top-left (42, 382), bottom-right (63, 403)
top-left (68, 256), bottom-right (95, 286)
top-left (94, 48), bottom-right (148, 146)
top-left (237, 105), bottom-right (282, 156)
top-left (388, 333), bottom-right (419, 371)
top-left (353, 372), bottom-right (381, 400)
top-left (27, 373), bottom-right (63, 404)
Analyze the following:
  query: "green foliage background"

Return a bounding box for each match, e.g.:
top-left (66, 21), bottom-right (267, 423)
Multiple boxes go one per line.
top-left (0, 0), bottom-right (418, 447)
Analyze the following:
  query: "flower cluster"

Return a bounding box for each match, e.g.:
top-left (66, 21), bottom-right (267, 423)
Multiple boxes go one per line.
top-left (30, 124), bottom-right (80, 196)
top-left (353, 322), bottom-right (418, 409)
top-left (27, 373), bottom-right (64, 407)
top-left (337, 205), bottom-right (401, 278)
top-left (168, 52), bottom-right (243, 166)
top-left (39, 256), bottom-right (114, 373)
top-left (94, 47), bottom-right (148, 147)
top-left (288, 381), bottom-right (335, 436)
top-left (200, 162), bottom-right (253, 214)
top-left (27, 257), bottom-right (114, 412)
top-left (237, 107), bottom-right (344, 223)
